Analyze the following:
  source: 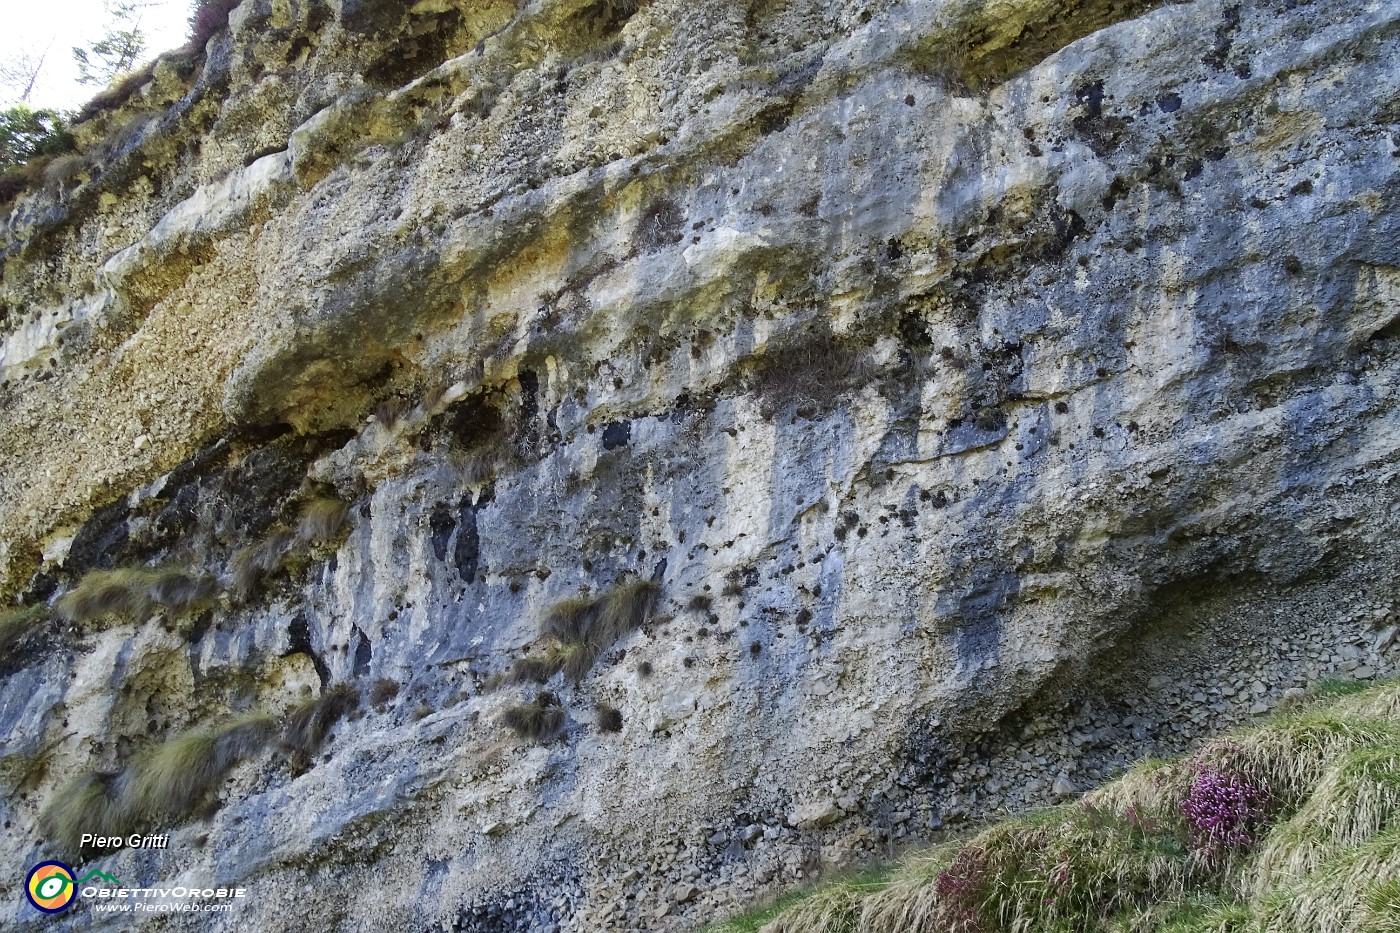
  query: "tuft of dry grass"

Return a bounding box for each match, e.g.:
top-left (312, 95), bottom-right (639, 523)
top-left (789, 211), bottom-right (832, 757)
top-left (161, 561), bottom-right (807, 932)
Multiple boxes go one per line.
top-left (743, 329), bottom-right (880, 418)
top-left (231, 530), bottom-right (295, 596)
top-left (707, 675), bottom-right (1400, 933)
top-left (502, 693), bottom-right (565, 743)
top-left (456, 451), bottom-right (499, 487)
top-left (0, 604), bottom-right (48, 657)
top-left (541, 595), bottom-right (599, 644)
top-left (412, 381), bottom-right (467, 423)
top-left (374, 397), bottom-right (413, 430)
top-left (282, 683), bottom-right (358, 774)
top-left (296, 496), bottom-right (350, 547)
top-left (1250, 743), bottom-right (1400, 893)
top-left (508, 652), bottom-right (567, 685)
top-left (532, 577), bottom-right (661, 684)
top-left (40, 714), bottom-right (275, 856)
top-left (56, 566), bottom-right (217, 624)
top-left (369, 678), bottom-right (399, 708)
top-left (127, 714), bottom-right (275, 825)
top-left (146, 567), bottom-right (219, 612)
top-left (593, 577), bottom-right (661, 652)
top-left (39, 772), bottom-right (133, 855)
top-left (43, 153), bottom-right (87, 188)
top-left (595, 702), bottom-right (623, 733)
top-left (126, 732), bottom-right (220, 823)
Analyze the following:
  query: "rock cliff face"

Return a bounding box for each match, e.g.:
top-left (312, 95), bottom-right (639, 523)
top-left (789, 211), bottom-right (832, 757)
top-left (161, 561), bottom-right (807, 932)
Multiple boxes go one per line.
top-left (2, 0), bottom-right (1399, 929)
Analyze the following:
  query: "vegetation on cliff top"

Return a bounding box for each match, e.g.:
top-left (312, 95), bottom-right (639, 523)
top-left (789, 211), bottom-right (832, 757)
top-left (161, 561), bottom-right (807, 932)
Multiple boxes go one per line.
top-left (0, 0), bottom-right (244, 208)
top-left (710, 676), bottom-right (1400, 933)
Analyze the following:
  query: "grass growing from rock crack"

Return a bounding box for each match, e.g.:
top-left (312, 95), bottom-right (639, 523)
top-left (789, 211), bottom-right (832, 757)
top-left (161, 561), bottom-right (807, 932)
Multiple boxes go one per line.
top-left (39, 772), bottom-right (135, 856)
top-left (295, 496), bottom-right (350, 546)
top-left (0, 604), bottom-right (48, 656)
top-left (706, 675), bottom-right (1400, 933)
top-left (56, 566), bottom-right (218, 624)
top-left (526, 578), bottom-right (661, 686)
top-left (502, 693), bottom-right (565, 743)
top-left (40, 714), bottom-right (277, 856)
top-left (40, 687), bottom-right (362, 857)
top-left (230, 529), bottom-right (296, 597)
top-left (127, 714), bottom-right (275, 824)
top-left (281, 683), bottom-right (359, 774)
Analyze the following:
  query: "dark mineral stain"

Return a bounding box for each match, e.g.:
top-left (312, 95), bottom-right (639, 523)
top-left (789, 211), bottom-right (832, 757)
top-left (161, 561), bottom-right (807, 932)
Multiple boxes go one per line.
top-left (353, 627), bottom-right (372, 677)
top-left (67, 499), bottom-right (130, 572)
top-left (454, 499), bottom-right (480, 582)
top-left (602, 420), bottom-right (632, 450)
top-left (430, 504), bottom-right (456, 562)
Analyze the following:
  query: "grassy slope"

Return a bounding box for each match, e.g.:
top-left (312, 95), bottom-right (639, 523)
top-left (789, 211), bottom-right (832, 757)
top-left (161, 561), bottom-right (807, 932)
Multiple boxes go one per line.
top-left (710, 678), bottom-right (1400, 933)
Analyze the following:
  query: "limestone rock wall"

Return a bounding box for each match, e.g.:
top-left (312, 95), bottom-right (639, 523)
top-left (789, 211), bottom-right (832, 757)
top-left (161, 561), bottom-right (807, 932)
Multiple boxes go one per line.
top-left (2, 0), bottom-right (1399, 929)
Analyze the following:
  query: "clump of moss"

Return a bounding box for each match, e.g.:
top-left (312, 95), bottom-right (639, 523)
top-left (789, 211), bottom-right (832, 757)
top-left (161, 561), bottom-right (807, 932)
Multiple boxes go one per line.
top-left (502, 693), bottom-right (564, 743)
top-left (56, 567), bottom-right (217, 625)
